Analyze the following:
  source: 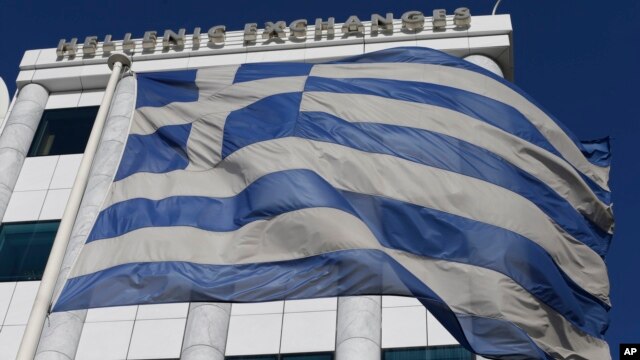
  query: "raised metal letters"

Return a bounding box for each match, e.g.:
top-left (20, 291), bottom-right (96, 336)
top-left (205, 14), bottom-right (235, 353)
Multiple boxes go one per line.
top-left (371, 13), bottom-right (394, 33)
top-left (289, 19), bottom-right (307, 38)
top-left (244, 23), bottom-right (258, 43)
top-left (192, 27), bottom-right (201, 48)
top-left (342, 16), bottom-right (364, 37)
top-left (263, 21), bottom-right (287, 40)
top-left (53, 7), bottom-right (474, 58)
top-left (454, 7), bottom-right (471, 27)
top-left (432, 9), bottom-right (447, 29)
top-left (82, 36), bottom-right (98, 55)
top-left (315, 17), bottom-right (335, 38)
top-left (208, 25), bottom-right (226, 45)
top-left (123, 33), bottom-right (135, 51)
top-left (401, 11), bottom-right (424, 31)
top-left (142, 31), bottom-right (158, 50)
top-left (56, 38), bottom-right (77, 57)
top-left (103, 35), bottom-right (116, 53)
top-left (163, 29), bottom-right (186, 49)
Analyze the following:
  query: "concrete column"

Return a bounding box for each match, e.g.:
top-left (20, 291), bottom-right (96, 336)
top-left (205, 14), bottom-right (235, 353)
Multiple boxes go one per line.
top-left (0, 83), bottom-right (48, 222)
top-left (181, 303), bottom-right (232, 360)
top-left (464, 55), bottom-right (504, 78)
top-left (35, 75), bottom-right (136, 360)
top-left (336, 296), bottom-right (382, 360)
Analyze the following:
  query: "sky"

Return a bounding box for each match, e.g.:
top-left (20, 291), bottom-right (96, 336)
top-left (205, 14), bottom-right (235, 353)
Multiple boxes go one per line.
top-left (1, 0), bottom-right (639, 358)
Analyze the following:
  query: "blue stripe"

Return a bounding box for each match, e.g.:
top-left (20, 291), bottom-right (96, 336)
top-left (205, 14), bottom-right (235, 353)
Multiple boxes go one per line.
top-left (305, 76), bottom-right (564, 159)
top-left (54, 249), bottom-right (551, 359)
top-left (219, 101), bottom-right (610, 248)
top-left (295, 111), bottom-right (611, 251)
top-left (88, 170), bottom-right (608, 338)
top-left (115, 123), bottom-right (191, 181)
top-left (233, 63), bottom-right (313, 83)
top-left (136, 70), bottom-right (198, 109)
top-left (331, 46), bottom-right (609, 169)
top-left (222, 92), bottom-right (301, 159)
top-left (304, 76), bottom-right (611, 205)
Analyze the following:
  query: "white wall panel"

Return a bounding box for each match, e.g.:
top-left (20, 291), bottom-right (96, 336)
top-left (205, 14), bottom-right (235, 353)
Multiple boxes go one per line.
top-left (136, 303), bottom-right (189, 320)
top-left (39, 189), bottom-right (71, 220)
top-left (131, 58), bottom-right (189, 73)
top-left (32, 67), bottom-right (83, 92)
top-left (284, 297), bottom-right (337, 313)
top-left (2, 190), bottom-right (47, 223)
top-left (85, 305), bottom-right (138, 322)
top-left (305, 44), bottom-right (364, 63)
top-left (427, 311), bottom-right (458, 346)
top-left (49, 154), bottom-right (83, 189)
top-left (45, 92), bottom-right (81, 109)
top-left (78, 90), bottom-right (105, 107)
top-left (280, 311), bottom-right (336, 353)
top-left (382, 296), bottom-right (421, 308)
top-left (381, 306), bottom-right (427, 348)
top-left (0, 282), bottom-right (16, 326)
top-left (415, 37), bottom-right (470, 57)
top-left (127, 318), bottom-right (186, 359)
top-left (231, 301), bottom-right (283, 315)
top-left (246, 48), bottom-right (306, 63)
top-left (13, 156), bottom-right (59, 192)
top-left (16, 70), bottom-right (35, 89)
top-left (225, 313), bottom-right (283, 356)
top-left (75, 321), bottom-right (134, 360)
top-left (3, 281), bottom-right (40, 325)
top-left (187, 52), bottom-right (247, 69)
top-left (0, 325), bottom-right (26, 360)
top-left (19, 50), bottom-right (41, 70)
top-left (80, 64), bottom-right (111, 90)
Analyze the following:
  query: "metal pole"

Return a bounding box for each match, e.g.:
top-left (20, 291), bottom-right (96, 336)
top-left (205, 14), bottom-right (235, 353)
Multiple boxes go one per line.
top-left (16, 53), bottom-right (131, 360)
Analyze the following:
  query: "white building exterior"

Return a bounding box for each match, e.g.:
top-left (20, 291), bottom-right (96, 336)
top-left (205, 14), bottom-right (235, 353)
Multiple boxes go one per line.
top-left (0, 11), bottom-right (511, 360)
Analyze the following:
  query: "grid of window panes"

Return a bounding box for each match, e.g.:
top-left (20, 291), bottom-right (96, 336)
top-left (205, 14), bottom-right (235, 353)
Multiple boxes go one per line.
top-left (227, 353), bottom-right (333, 360)
top-left (0, 221), bottom-right (60, 282)
top-left (383, 346), bottom-right (475, 360)
top-left (28, 106), bottom-right (99, 157)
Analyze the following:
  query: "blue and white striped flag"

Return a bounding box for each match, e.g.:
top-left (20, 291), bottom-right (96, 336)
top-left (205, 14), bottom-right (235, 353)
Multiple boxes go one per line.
top-left (54, 47), bottom-right (613, 359)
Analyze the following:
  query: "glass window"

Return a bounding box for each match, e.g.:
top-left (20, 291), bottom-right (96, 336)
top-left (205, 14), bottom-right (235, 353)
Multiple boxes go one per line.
top-left (227, 353), bottom-right (332, 360)
top-left (28, 106), bottom-right (99, 157)
top-left (282, 354), bottom-right (333, 360)
top-left (0, 221), bottom-right (60, 282)
top-left (383, 346), bottom-right (475, 360)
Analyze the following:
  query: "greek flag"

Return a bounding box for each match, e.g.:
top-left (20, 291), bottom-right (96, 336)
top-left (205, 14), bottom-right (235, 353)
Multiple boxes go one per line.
top-left (54, 47), bottom-right (613, 359)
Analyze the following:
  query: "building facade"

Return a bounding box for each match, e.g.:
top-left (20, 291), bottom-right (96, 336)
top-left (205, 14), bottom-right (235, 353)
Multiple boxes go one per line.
top-left (0, 11), bottom-right (511, 360)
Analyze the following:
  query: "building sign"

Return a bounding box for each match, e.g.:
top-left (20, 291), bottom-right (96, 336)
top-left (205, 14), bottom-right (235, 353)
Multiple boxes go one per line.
top-left (56, 8), bottom-right (471, 58)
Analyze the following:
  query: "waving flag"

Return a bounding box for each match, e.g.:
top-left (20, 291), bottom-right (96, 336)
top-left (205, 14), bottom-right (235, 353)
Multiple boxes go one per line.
top-left (54, 47), bottom-right (613, 359)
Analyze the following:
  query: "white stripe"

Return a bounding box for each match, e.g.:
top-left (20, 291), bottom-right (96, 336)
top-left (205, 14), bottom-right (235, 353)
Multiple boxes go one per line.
top-left (310, 63), bottom-right (610, 190)
top-left (185, 112), bottom-right (229, 170)
top-left (71, 207), bottom-right (608, 360)
top-left (131, 76), bottom-right (307, 135)
top-left (104, 137), bottom-right (609, 303)
top-left (301, 91), bottom-right (613, 232)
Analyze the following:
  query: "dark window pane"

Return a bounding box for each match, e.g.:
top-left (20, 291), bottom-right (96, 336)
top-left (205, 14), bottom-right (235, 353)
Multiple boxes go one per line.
top-left (282, 353), bottom-right (333, 360)
top-left (226, 356), bottom-right (278, 360)
top-left (28, 106), bottom-right (99, 156)
top-left (384, 346), bottom-right (474, 360)
top-left (0, 221), bottom-right (60, 282)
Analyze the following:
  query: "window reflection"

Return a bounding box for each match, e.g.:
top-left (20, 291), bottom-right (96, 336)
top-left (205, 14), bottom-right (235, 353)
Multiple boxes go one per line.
top-left (28, 106), bottom-right (99, 157)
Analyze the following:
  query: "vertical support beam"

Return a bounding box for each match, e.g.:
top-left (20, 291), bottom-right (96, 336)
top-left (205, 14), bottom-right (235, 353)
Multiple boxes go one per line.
top-left (336, 296), bottom-right (382, 360)
top-left (34, 75), bottom-right (136, 360)
top-left (0, 83), bottom-right (48, 222)
top-left (181, 303), bottom-right (231, 360)
top-left (463, 55), bottom-right (504, 78)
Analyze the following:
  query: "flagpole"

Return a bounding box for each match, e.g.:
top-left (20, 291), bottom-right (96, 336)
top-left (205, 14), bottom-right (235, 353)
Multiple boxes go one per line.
top-left (17, 53), bottom-right (131, 360)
